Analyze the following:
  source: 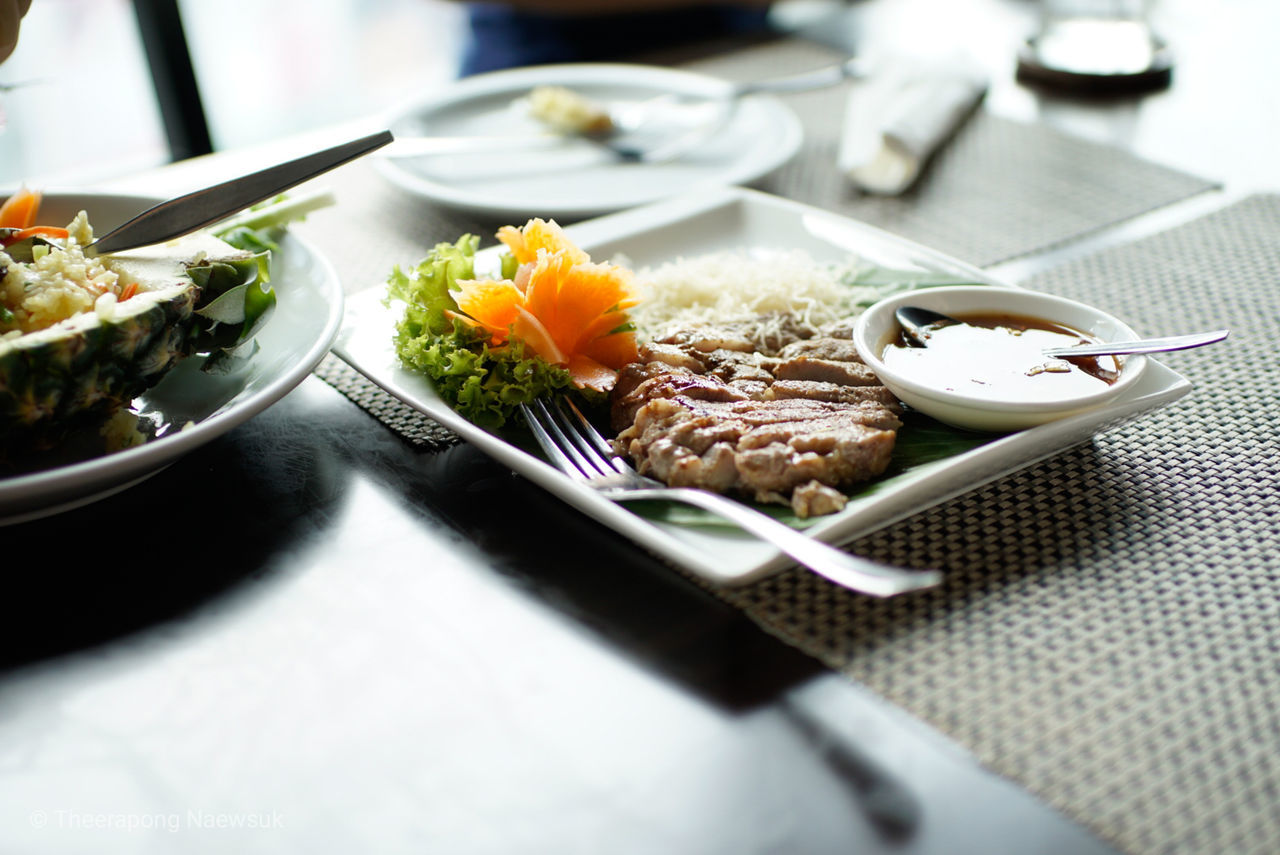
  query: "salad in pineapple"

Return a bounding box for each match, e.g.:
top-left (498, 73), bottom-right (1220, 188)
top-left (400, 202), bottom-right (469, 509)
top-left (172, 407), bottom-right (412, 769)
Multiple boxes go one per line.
top-left (0, 187), bottom-right (324, 457)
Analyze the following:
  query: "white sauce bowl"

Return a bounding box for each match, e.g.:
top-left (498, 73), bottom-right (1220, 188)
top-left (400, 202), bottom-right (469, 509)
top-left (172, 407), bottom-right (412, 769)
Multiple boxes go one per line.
top-left (852, 286), bottom-right (1148, 432)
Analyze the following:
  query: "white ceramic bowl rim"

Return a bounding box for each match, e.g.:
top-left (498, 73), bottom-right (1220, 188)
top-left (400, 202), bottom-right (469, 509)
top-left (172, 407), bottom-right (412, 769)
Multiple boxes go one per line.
top-left (853, 285), bottom-right (1148, 414)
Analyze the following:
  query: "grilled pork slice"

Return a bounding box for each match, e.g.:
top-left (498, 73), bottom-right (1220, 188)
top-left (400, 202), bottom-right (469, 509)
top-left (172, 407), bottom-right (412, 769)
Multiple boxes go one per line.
top-left (772, 355), bottom-right (882, 386)
top-left (610, 323), bottom-right (902, 517)
top-left (610, 361), bottom-right (749, 433)
top-left (616, 395), bottom-right (899, 511)
top-left (777, 337), bottom-right (865, 361)
top-left (767, 379), bottom-right (901, 407)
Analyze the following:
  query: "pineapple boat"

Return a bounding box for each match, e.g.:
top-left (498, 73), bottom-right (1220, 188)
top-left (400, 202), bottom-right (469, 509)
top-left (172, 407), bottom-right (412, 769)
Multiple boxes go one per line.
top-left (0, 188), bottom-right (299, 454)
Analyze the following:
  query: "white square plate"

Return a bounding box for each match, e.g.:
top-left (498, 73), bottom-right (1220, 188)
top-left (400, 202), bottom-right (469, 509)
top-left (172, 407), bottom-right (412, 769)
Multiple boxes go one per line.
top-left (333, 187), bottom-right (1190, 586)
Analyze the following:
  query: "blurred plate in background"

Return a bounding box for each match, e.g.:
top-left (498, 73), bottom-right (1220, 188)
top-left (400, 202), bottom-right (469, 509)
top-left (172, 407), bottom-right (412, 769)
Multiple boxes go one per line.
top-left (374, 63), bottom-right (804, 220)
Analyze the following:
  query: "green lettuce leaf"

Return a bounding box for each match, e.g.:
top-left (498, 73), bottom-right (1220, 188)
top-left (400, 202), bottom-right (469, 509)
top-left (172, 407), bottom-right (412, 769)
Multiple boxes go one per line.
top-left (387, 234), bottom-right (477, 337)
top-left (186, 253), bottom-right (277, 372)
top-left (388, 234), bottom-right (591, 429)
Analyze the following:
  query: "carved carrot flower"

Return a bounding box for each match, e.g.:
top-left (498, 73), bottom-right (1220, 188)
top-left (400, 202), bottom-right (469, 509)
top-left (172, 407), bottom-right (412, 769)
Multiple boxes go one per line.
top-left (495, 217), bottom-right (588, 266)
top-left (450, 220), bottom-right (640, 392)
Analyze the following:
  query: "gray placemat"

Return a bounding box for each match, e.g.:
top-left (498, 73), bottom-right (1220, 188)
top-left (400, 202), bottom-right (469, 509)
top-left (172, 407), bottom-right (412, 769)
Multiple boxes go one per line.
top-left (681, 38), bottom-right (1219, 266)
top-left (314, 353), bottom-right (458, 450)
top-left (711, 193), bottom-right (1280, 855)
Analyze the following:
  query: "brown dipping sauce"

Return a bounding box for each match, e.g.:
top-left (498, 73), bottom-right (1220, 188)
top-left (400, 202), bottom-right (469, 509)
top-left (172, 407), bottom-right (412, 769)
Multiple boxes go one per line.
top-left (884, 312), bottom-right (1122, 402)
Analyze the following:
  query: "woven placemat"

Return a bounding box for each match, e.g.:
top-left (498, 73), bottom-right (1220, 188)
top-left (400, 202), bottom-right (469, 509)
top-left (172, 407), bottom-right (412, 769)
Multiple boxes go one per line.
top-left (709, 193), bottom-right (1280, 855)
top-left (314, 353), bottom-right (458, 450)
top-left (680, 38), bottom-right (1219, 267)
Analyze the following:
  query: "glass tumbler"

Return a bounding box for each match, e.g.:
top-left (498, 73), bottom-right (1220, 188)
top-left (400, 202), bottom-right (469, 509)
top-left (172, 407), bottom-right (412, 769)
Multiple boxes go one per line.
top-left (1018, 0), bottom-right (1172, 93)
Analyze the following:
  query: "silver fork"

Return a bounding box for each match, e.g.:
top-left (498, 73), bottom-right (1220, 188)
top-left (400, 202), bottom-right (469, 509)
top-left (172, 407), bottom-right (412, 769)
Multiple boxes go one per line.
top-left (596, 57), bottom-right (869, 163)
top-left (519, 398), bottom-right (942, 598)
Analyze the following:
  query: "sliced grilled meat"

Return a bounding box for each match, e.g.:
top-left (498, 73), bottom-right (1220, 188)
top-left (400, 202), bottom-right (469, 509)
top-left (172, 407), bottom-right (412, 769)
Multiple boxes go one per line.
top-left (777, 336), bottom-right (865, 362)
top-left (768, 379), bottom-right (901, 409)
top-left (617, 394), bottom-right (898, 507)
top-left (610, 363), bottom-right (748, 433)
top-left (772, 356), bottom-right (882, 387)
top-left (609, 320), bottom-right (902, 517)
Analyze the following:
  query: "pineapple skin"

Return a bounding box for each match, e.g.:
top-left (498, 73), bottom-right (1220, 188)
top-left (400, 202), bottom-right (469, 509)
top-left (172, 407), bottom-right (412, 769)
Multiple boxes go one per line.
top-left (0, 285), bottom-right (198, 450)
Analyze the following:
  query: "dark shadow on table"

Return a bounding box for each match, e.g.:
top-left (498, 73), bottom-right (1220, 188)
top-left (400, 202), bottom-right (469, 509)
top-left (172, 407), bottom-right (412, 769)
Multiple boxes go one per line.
top-left (354, 435), bottom-right (830, 713)
top-left (782, 698), bottom-right (922, 841)
top-left (337, 430), bottom-right (928, 846)
top-left (0, 393), bottom-right (350, 672)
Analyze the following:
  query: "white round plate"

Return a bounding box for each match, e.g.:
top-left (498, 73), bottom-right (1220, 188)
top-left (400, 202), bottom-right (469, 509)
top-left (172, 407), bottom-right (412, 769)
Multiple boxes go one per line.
top-left (0, 191), bottom-right (345, 524)
top-left (374, 63), bottom-right (804, 220)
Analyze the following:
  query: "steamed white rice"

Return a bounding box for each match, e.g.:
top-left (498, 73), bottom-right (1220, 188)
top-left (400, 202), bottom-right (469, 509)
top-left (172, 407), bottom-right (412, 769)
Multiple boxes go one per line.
top-left (628, 248), bottom-right (874, 340)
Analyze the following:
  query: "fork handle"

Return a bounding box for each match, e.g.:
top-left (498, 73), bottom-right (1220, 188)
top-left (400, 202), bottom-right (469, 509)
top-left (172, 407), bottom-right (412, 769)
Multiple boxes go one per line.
top-left (731, 57), bottom-right (868, 97)
top-left (617, 486), bottom-right (941, 597)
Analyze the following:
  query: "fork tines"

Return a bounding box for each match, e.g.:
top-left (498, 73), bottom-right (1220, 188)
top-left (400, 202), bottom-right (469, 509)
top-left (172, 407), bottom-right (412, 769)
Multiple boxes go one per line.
top-left (521, 398), bottom-right (623, 482)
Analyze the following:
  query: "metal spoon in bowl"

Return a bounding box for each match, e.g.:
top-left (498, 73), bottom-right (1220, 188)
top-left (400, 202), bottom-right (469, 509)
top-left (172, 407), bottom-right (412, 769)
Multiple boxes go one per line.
top-left (1042, 329), bottom-right (1229, 357)
top-left (893, 306), bottom-right (1229, 357)
top-left (894, 305), bottom-right (962, 347)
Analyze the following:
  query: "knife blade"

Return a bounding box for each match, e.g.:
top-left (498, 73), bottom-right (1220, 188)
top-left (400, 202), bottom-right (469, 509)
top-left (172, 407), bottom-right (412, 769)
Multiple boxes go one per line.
top-left (86, 129), bottom-right (393, 256)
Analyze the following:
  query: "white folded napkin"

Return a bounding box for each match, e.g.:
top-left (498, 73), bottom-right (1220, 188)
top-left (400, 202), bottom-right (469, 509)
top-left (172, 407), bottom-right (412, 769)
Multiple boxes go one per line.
top-left (838, 57), bottom-right (988, 195)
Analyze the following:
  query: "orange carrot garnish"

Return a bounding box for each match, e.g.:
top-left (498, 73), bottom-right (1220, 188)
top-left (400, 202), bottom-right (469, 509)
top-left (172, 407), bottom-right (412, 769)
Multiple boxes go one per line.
top-left (496, 218), bottom-right (589, 266)
top-left (1, 225), bottom-right (69, 246)
top-left (0, 187), bottom-right (43, 229)
top-left (452, 219), bottom-right (640, 391)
